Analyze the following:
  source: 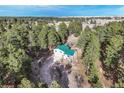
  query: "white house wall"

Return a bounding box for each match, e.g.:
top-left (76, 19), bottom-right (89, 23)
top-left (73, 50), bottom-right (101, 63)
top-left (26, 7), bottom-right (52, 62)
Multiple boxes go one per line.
top-left (54, 49), bottom-right (64, 55)
top-left (53, 49), bottom-right (64, 62)
top-left (53, 48), bottom-right (76, 63)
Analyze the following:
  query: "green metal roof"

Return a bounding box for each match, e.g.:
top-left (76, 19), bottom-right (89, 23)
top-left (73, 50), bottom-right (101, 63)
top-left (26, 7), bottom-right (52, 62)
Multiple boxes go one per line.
top-left (56, 44), bottom-right (75, 56)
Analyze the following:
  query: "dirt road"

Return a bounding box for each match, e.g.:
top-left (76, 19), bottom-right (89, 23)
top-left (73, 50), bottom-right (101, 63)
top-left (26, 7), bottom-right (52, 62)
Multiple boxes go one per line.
top-left (95, 60), bottom-right (112, 87)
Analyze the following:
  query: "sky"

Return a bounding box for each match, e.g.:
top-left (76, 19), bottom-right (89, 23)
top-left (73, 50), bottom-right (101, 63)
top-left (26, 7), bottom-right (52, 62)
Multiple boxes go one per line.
top-left (0, 5), bottom-right (124, 16)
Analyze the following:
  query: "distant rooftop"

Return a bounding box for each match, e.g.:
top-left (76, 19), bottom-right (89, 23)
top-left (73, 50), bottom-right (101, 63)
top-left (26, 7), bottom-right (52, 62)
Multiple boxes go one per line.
top-left (56, 44), bottom-right (75, 56)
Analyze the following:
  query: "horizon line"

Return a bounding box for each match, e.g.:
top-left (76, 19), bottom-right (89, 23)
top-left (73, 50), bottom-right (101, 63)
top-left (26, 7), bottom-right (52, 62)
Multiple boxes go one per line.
top-left (0, 16), bottom-right (124, 18)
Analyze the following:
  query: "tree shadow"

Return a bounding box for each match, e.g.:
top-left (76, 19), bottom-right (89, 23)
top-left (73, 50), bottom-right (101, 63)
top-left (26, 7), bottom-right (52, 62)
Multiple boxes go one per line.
top-left (50, 63), bottom-right (69, 88)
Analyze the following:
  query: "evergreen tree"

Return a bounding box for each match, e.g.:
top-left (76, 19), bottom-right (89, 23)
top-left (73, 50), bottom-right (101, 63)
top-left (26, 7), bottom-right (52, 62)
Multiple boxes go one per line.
top-left (48, 30), bottom-right (60, 50)
top-left (18, 78), bottom-right (34, 88)
top-left (68, 20), bottom-right (82, 36)
top-left (50, 81), bottom-right (61, 88)
top-left (38, 27), bottom-right (48, 49)
top-left (104, 35), bottom-right (124, 84)
top-left (58, 22), bottom-right (69, 43)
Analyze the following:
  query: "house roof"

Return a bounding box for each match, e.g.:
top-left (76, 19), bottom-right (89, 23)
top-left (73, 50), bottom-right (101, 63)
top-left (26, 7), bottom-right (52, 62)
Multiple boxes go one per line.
top-left (56, 44), bottom-right (75, 56)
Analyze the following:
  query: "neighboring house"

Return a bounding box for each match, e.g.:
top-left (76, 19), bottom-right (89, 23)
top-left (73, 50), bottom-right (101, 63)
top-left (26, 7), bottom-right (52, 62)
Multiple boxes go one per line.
top-left (53, 44), bottom-right (76, 63)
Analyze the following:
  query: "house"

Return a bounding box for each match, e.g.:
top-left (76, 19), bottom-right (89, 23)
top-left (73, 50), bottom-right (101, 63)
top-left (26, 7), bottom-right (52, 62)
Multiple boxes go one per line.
top-left (53, 44), bottom-right (76, 63)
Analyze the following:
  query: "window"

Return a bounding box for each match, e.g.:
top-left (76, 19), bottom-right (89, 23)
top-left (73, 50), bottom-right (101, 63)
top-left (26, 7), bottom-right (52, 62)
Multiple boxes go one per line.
top-left (60, 51), bottom-right (62, 53)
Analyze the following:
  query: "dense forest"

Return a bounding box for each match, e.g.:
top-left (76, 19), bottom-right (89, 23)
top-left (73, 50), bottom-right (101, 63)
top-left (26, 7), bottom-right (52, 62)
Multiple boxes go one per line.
top-left (77, 21), bottom-right (124, 87)
top-left (0, 17), bottom-right (124, 88)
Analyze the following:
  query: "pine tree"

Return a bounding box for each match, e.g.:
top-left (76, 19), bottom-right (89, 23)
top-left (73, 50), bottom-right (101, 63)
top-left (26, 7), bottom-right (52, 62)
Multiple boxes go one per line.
top-left (18, 78), bottom-right (34, 88)
top-left (50, 81), bottom-right (61, 88)
top-left (58, 22), bottom-right (69, 43)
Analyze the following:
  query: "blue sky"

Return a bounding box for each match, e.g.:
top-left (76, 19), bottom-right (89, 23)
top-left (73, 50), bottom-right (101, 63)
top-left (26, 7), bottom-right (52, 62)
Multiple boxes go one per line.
top-left (0, 5), bottom-right (124, 16)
